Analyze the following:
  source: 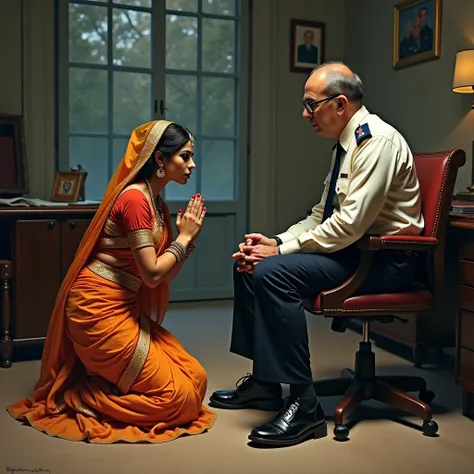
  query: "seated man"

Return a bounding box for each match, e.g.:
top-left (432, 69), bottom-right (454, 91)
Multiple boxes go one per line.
top-left (209, 61), bottom-right (424, 448)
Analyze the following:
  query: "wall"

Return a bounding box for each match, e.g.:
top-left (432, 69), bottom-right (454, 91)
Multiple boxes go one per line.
top-left (250, 0), bottom-right (346, 234)
top-left (345, 0), bottom-right (474, 194)
top-left (0, 0), bottom-right (22, 115)
top-left (0, 0), bottom-right (55, 199)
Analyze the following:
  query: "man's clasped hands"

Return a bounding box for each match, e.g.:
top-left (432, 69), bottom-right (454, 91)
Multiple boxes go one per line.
top-left (232, 233), bottom-right (280, 274)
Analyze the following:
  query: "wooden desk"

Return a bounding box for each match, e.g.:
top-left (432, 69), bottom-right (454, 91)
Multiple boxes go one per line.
top-left (0, 205), bottom-right (98, 367)
top-left (450, 213), bottom-right (474, 418)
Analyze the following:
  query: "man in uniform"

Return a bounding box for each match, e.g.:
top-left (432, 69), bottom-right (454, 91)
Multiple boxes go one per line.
top-left (419, 6), bottom-right (433, 53)
top-left (209, 62), bottom-right (424, 447)
top-left (297, 30), bottom-right (319, 64)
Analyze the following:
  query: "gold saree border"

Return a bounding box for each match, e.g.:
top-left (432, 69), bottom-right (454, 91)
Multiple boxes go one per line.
top-left (6, 404), bottom-right (217, 444)
top-left (116, 314), bottom-right (151, 394)
top-left (128, 229), bottom-right (155, 250)
top-left (74, 398), bottom-right (99, 418)
top-left (97, 235), bottom-right (130, 249)
top-left (98, 225), bottom-right (160, 250)
top-left (104, 218), bottom-right (122, 236)
top-left (151, 221), bottom-right (162, 243)
top-left (87, 259), bottom-right (142, 293)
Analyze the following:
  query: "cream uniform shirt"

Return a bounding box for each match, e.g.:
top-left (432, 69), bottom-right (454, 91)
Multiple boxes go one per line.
top-left (276, 105), bottom-right (424, 255)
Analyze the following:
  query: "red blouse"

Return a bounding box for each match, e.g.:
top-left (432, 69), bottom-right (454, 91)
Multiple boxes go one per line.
top-left (93, 189), bottom-right (158, 279)
top-left (109, 189), bottom-right (154, 233)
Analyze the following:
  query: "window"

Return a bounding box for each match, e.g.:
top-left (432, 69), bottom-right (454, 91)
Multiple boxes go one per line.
top-left (58, 0), bottom-right (247, 203)
top-left (164, 0), bottom-right (239, 201)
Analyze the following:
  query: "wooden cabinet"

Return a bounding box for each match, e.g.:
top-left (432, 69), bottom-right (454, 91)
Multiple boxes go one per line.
top-left (0, 206), bottom-right (98, 366)
top-left (14, 220), bottom-right (62, 340)
top-left (454, 222), bottom-right (474, 418)
top-left (61, 219), bottom-right (92, 278)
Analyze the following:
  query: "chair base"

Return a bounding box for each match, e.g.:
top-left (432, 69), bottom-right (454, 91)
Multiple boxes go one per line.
top-left (313, 340), bottom-right (439, 440)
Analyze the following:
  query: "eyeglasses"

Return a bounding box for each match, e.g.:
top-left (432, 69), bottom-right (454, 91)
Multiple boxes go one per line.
top-left (303, 94), bottom-right (338, 114)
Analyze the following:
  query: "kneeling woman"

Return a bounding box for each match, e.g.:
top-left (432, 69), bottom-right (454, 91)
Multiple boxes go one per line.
top-left (7, 120), bottom-right (217, 443)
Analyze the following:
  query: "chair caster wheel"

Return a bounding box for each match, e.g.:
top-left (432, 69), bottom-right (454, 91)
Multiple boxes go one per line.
top-left (333, 423), bottom-right (349, 441)
top-left (422, 419), bottom-right (438, 436)
top-left (419, 390), bottom-right (435, 405)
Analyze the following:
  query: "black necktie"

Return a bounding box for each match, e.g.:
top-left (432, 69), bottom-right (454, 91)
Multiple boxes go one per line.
top-left (322, 141), bottom-right (343, 222)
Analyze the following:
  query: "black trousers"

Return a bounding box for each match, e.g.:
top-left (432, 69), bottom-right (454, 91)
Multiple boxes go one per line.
top-left (229, 245), bottom-right (417, 385)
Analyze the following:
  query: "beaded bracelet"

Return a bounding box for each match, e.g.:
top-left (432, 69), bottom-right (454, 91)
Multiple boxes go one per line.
top-left (165, 241), bottom-right (196, 263)
top-left (164, 246), bottom-right (182, 263)
top-left (165, 240), bottom-right (187, 262)
top-left (170, 241), bottom-right (186, 259)
top-left (185, 243), bottom-right (196, 259)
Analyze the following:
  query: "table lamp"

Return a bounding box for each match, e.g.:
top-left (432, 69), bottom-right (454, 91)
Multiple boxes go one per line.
top-left (453, 49), bottom-right (474, 108)
top-left (453, 50), bottom-right (474, 194)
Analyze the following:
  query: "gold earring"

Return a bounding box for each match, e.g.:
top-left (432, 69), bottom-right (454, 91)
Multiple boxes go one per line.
top-left (156, 164), bottom-right (165, 178)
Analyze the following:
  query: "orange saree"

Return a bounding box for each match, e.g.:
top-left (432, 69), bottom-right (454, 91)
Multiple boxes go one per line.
top-left (6, 120), bottom-right (217, 443)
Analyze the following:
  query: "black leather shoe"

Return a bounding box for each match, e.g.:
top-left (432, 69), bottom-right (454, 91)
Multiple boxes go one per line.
top-left (209, 374), bottom-right (284, 411)
top-left (248, 397), bottom-right (327, 447)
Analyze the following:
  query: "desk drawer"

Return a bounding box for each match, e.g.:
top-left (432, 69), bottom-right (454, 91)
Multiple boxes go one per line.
top-left (461, 261), bottom-right (474, 287)
top-left (459, 347), bottom-right (474, 382)
top-left (460, 285), bottom-right (474, 312)
top-left (462, 242), bottom-right (474, 261)
top-left (460, 310), bottom-right (474, 351)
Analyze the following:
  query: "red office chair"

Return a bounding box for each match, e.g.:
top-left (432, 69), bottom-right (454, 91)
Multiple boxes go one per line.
top-left (307, 149), bottom-right (466, 441)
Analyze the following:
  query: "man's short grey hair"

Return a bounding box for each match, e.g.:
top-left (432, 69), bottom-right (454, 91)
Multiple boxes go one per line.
top-left (311, 61), bottom-right (364, 103)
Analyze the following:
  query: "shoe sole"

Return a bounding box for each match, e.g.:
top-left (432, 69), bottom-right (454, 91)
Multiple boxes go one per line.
top-left (248, 421), bottom-right (328, 447)
top-left (208, 397), bottom-right (283, 411)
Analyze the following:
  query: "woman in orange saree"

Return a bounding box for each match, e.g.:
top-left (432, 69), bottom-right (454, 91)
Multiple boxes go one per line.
top-left (7, 120), bottom-right (217, 443)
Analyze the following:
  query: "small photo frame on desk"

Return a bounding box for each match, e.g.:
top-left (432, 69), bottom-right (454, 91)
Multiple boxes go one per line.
top-left (0, 114), bottom-right (29, 196)
top-left (51, 172), bottom-right (85, 203)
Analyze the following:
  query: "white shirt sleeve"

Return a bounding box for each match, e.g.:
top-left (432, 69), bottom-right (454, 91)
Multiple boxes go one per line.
top-left (275, 201), bottom-right (325, 254)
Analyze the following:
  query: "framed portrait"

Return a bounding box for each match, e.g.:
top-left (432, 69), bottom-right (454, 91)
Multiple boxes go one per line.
top-left (393, 0), bottom-right (442, 69)
top-left (0, 114), bottom-right (29, 196)
top-left (290, 19), bottom-right (326, 73)
top-left (51, 171), bottom-right (85, 203)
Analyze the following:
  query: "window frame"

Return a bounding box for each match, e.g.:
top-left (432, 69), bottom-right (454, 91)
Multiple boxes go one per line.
top-left (56, 0), bottom-right (250, 206)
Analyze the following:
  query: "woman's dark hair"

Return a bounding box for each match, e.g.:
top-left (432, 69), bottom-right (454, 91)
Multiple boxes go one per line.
top-left (135, 122), bottom-right (193, 181)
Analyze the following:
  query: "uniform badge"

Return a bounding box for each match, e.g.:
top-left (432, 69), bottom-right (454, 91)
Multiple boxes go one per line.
top-left (355, 123), bottom-right (371, 146)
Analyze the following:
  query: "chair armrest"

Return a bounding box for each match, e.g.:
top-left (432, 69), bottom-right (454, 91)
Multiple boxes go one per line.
top-left (320, 235), bottom-right (436, 313)
top-left (320, 252), bottom-right (374, 313)
top-left (357, 235), bottom-right (438, 251)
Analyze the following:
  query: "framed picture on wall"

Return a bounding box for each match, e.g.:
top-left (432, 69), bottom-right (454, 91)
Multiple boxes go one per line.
top-left (290, 19), bottom-right (326, 73)
top-left (0, 114), bottom-right (29, 196)
top-left (393, 0), bottom-right (442, 69)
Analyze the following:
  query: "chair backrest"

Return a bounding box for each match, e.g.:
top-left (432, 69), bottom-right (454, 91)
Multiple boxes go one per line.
top-left (414, 150), bottom-right (466, 239)
top-left (413, 150), bottom-right (465, 304)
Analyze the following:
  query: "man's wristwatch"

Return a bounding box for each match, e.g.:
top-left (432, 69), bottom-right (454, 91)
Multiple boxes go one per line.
top-left (272, 235), bottom-right (282, 255)
top-left (272, 235), bottom-right (283, 246)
